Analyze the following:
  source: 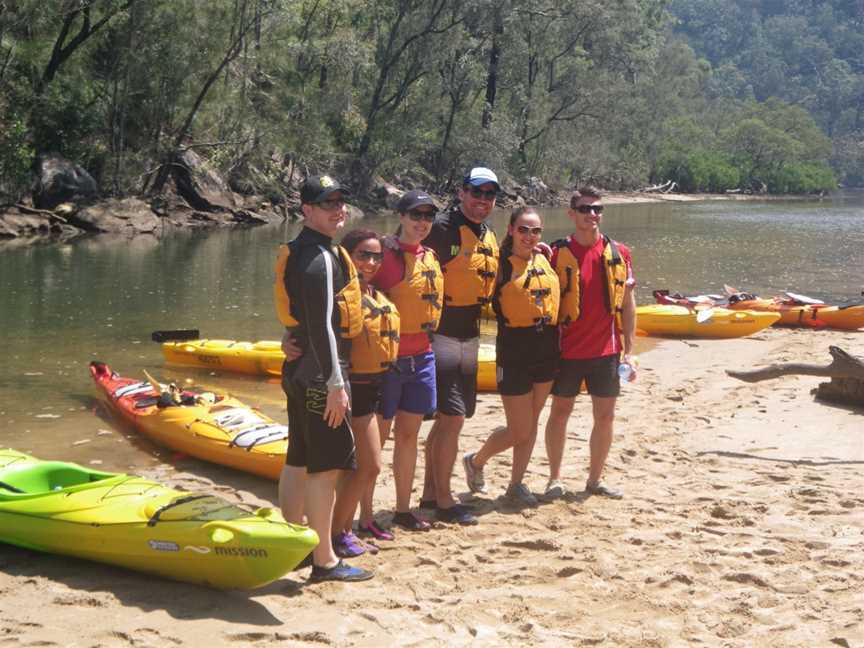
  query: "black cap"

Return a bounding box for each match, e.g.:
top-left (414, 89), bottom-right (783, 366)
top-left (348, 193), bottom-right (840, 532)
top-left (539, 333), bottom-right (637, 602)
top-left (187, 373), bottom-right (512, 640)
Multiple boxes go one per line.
top-left (396, 189), bottom-right (436, 213)
top-left (300, 175), bottom-right (350, 204)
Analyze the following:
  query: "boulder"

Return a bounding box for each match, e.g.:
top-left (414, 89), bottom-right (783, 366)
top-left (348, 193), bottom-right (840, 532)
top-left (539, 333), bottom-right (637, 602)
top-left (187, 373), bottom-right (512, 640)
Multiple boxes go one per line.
top-left (33, 154), bottom-right (99, 209)
top-left (371, 179), bottom-right (403, 209)
top-left (170, 149), bottom-right (237, 212)
top-left (71, 198), bottom-right (160, 234)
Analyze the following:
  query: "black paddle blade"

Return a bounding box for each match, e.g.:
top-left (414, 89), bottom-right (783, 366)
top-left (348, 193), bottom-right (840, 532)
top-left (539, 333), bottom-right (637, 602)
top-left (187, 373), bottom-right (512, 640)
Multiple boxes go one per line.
top-left (151, 329), bottom-right (200, 343)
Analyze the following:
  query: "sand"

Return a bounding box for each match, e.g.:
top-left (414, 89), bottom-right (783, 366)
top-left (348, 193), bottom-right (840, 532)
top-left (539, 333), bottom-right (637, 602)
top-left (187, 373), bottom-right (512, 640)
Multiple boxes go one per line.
top-left (1, 327), bottom-right (862, 647)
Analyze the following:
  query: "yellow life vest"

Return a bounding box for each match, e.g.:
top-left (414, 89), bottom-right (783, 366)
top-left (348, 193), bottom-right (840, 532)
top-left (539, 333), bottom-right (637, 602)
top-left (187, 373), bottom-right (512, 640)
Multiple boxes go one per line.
top-left (442, 224), bottom-right (499, 306)
top-left (384, 240), bottom-right (444, 334)
top-left (273, 242), bottom-right (363, 338)
top-left (553, 235), bottom-right (628, 326)
top-left (350, 289), bottom-right (401, 375)
top-left (495, 251), bottom-right (560, 328)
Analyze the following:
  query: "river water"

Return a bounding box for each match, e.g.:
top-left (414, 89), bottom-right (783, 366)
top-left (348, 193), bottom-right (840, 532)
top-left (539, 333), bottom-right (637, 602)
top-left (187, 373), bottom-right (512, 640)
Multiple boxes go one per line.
top-left (1, 193), bottom-right (862, 469)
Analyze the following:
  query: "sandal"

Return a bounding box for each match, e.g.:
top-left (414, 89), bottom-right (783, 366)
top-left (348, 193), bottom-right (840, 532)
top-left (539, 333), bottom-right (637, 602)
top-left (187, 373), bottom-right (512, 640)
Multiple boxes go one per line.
top-left (358, 520), bottom-right (395, 541)
top-left (392, 511), bottom-right (431, 532)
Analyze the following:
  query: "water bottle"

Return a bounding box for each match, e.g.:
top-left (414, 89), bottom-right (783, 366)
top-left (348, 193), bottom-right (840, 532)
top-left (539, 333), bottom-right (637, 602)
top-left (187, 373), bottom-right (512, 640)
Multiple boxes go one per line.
top-left (618, 356), bottom-right (638, 383)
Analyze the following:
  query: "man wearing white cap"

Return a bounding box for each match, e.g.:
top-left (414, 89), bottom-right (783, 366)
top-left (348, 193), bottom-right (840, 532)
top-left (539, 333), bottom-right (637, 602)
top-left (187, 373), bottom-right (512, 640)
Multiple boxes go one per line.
top-left (420, 166), bottom-right (500, 525)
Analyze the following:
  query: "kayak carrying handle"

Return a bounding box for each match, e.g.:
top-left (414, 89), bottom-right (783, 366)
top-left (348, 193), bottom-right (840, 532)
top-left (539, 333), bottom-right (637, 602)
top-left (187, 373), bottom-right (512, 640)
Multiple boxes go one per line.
top-left (152, 329), bottom-right (200, 343)
top-left (147, 494), bottom-right (211, 527)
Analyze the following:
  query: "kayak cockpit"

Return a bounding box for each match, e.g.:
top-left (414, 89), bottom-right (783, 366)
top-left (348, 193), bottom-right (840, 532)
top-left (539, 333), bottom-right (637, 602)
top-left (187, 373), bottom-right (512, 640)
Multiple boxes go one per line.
top-left (0, 462), bottom-right (119, 496)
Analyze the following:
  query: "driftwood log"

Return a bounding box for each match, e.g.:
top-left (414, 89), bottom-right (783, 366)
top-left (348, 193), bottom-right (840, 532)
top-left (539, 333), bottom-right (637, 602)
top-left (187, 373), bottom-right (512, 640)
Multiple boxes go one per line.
top-left (726, 346), bottom-right (864, 405)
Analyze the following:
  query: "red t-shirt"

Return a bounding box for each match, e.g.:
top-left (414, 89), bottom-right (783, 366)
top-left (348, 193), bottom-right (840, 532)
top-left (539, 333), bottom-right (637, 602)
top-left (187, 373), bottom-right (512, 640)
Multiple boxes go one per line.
top-left (553, 235), bottom-right (634, 360)
top-left (371, 239), bottom-right (433, 357)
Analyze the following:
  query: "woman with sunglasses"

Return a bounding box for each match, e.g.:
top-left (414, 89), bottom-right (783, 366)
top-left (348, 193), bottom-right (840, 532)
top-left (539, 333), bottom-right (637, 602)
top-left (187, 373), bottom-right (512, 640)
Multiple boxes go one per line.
top-left (329, 228), bottom-right (401, 558)
top-left (358, 189), bottom-right (443, 535)
top-left (461, 206), bottom-right (560, 507)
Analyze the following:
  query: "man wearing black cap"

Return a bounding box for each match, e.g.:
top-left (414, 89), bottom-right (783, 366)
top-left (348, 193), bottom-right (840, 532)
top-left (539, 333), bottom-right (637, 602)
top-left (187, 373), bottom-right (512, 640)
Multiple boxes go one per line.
top-left (274, 174), bottom-right (373, 582)
top-left (419, 167), bottom-right (500, 526)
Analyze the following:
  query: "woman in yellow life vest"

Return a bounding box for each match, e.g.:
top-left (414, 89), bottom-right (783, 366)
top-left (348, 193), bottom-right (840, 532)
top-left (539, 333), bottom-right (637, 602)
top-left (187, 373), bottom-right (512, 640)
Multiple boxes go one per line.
top-left (462, 207), bottom-right (560, 507)
top-left (363, 190), bottom-right (443, 534)
top-left (330, 229), bottom-right (400, 558)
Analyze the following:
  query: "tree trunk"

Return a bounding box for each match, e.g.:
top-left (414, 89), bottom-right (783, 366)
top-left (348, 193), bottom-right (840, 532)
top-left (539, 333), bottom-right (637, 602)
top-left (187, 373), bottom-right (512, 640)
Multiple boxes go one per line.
top-left (727, 346), bottom-right (864, 406)
top-left (481, 6), bottom-right (503, 130)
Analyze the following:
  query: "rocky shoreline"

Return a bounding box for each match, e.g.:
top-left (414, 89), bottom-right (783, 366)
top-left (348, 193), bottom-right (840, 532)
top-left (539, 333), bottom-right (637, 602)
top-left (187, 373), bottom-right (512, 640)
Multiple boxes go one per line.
top-left (0, 152), bottom-right (788, 249)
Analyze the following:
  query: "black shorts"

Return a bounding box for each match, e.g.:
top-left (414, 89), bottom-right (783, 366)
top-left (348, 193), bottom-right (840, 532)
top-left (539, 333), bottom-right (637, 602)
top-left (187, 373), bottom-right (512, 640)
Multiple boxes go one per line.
top-left (284, 379), bottom-right (357, 474)
top-left (497, 361), bottom-right (557, 396)
top-left (551, 354), bottom-right (620, 398)
top-left (349, 378), bottom-right (382, 418)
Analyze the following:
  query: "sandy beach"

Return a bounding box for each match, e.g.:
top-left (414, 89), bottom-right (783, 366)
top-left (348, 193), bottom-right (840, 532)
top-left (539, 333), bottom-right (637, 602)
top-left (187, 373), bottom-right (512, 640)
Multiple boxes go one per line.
top-left (1, 326), bottom-right (862, 647)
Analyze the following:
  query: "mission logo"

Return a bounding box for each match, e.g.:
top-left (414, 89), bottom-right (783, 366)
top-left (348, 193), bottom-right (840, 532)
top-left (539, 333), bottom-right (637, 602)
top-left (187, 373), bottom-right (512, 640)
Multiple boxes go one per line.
top-left (214, 546), bottom-right (269, 558)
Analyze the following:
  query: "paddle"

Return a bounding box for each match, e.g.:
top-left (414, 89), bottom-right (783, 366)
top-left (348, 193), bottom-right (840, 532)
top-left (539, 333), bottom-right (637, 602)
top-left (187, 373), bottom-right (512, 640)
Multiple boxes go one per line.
top-left (142, 369), bottom-right (164, 396)
top-left (784, 291), bottom-right (825, 305)
top-left (696, 308), bottom-right (715, 324)
top-left (152, 329), bottom-right (200, 343)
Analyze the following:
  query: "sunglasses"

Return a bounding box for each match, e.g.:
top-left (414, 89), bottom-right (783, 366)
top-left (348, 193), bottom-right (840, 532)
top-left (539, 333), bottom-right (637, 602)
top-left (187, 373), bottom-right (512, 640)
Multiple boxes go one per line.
top-left (516, 225), bottom-right (543, 236)
top-left (316, 198), bottom-right (346, 211)
top-left (355, 250), bottom-right (384, 263)
top-left (406, 209), bottom-right (436, 222)
top-left (467, 187), bottom-right (497, 200)
top-left (573, 204), bottom-right (604, 214)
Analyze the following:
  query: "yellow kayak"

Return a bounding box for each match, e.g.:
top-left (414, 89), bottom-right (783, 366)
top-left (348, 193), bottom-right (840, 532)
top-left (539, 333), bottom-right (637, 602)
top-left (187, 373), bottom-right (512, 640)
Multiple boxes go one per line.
top-left (636, 305), bottom-right (780, 338)
top-left (161, 337), bottom-right (503, 394)
top-left (162, 339), bottom-right (284, 376)
top-left (477, 343), bottom-right (497, 392)
top-left (91, 362), bottom-right (287, 480)
top-left (0, 448), bottom-right (317, 589)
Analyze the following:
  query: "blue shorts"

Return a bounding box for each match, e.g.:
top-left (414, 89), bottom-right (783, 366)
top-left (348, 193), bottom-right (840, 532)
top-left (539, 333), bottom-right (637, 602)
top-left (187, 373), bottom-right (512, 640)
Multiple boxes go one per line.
top-left (379, 352), bottom-right (437, 420)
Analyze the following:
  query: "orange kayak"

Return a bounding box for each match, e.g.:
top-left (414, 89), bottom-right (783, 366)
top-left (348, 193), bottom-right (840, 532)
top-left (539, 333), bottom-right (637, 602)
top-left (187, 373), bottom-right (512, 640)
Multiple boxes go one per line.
top-left (653, 290), bottom-right (864, 330)
top-left (90, 362), bottom-right (287, 480)
top-left (726, 299), bottom-right (864, 330)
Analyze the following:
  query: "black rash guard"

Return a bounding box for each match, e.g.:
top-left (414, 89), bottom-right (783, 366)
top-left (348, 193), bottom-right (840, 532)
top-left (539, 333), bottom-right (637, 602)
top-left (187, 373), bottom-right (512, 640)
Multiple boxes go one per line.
top-left (423, 206), bottom-right (493, 339)
top-left (281, 227), bottom-right (350, 388)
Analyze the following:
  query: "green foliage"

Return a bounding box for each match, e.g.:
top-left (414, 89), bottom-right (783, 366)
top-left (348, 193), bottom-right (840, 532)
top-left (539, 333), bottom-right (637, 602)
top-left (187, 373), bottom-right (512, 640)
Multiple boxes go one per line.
top-left (654, 149), bottom-right (741, 192)
top-left (0, 0), bottom-right (858, 204)
top-left (762, 162), bottom-right (837, 194)
top-left (0, 113), bottom-right (35, 201)
top-left (669, 0), bottom-right (864, 185)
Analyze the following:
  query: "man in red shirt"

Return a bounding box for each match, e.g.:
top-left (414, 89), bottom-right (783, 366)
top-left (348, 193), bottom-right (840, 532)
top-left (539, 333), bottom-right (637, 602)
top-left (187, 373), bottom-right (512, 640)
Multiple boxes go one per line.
top-left (544, 187), bottom-right (637, 500)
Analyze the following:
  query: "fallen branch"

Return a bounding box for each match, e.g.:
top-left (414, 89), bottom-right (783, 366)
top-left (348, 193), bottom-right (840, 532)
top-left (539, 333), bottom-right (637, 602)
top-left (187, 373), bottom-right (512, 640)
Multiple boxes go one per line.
top-left (639, 180), bottom-right (676, 194)
top-left (726, 346), bottom-right (864, 383)
top-left (13, 204), bottom-right (68, 223)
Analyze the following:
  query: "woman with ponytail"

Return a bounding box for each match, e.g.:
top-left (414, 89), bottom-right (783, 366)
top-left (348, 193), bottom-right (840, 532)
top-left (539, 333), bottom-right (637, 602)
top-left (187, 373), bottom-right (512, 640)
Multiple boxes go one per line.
top-left (461, 206), bottom-right (560, 506)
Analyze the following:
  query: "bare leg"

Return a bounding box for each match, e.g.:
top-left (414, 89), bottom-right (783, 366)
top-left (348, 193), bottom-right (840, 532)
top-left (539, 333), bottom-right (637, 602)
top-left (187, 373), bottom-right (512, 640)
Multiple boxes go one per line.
top-left (433, 413), bottom-right (464, 508)
top-left (304, 469), bottom-right (342, 568)
top-left (392, 411), bottom-right (424, 513)
top-left (360, 415), bottom-right (390, 526)
top-left (278, 464), bottom-right (306, 524)
top-left (588, 396), bottom-right (616, 483)
top-left (545, 395), bottom-right (575, 482)
top-left (332, 413), bottom-right (382, 533)
top-left (509, 381), bottom-right (553, 486)
top-left (421, 419), bottom-right (438, 503)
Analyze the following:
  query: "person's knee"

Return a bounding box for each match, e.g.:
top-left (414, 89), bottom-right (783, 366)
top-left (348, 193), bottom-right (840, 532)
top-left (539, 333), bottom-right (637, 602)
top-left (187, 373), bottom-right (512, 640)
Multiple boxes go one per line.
top-left (549, 397), bottom-right (574, 421)
top-left (513, 427), bottom-right (535, 446)
top-left (594, 409), bottom-right (615, 429)
top-left (357, 458), bottom-right (381, 482)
